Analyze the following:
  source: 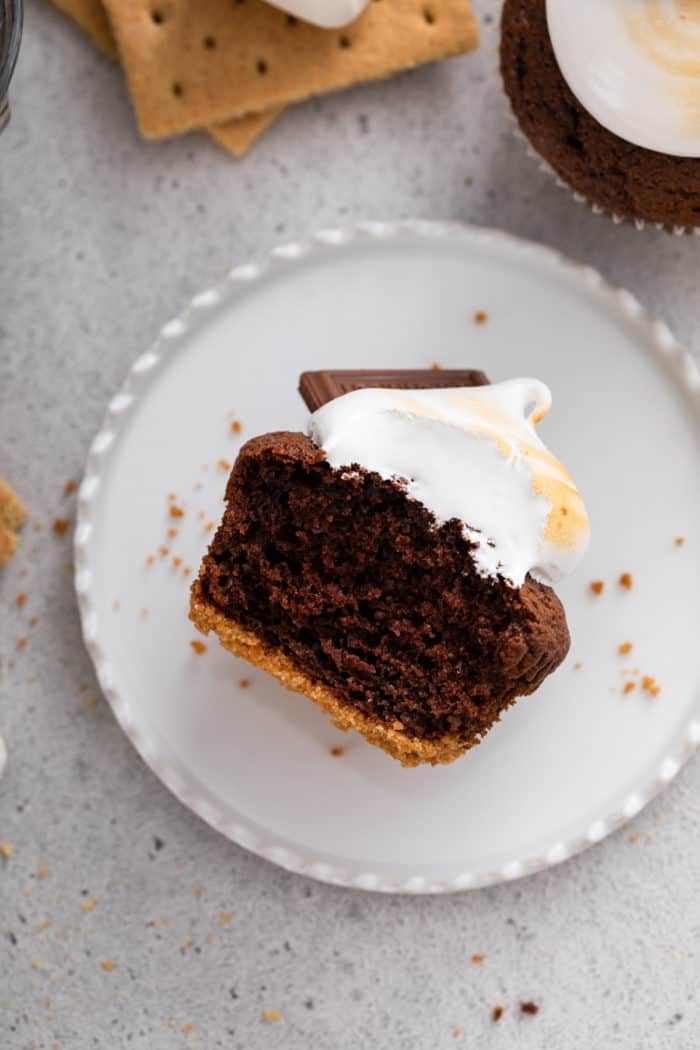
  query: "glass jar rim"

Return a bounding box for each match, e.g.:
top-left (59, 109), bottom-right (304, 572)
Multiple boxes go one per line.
top-left (0, 0), bottom-right (23, 105)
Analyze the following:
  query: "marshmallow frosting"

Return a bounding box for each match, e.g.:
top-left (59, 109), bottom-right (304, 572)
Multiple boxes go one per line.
top-left (546, 0), bottom-right (700, 157)
top-left (308, 378), bottom-right (590, 588)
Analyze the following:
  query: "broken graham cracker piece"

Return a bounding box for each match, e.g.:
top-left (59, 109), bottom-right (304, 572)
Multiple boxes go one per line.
top-left (102, 0), bottom-right (479, 139)
top-left (49, 0), bottom-right (281, 157)
top-left (299, 368), bottom-right (489, 411)
top-left (0, 481), bottom-right (28, 566)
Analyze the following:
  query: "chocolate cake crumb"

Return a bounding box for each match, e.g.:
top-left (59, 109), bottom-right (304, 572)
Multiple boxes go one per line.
top-left (590, 581), bottom-right (604, 595)
top-left (520, 1001), bottom-right (539, 1016)
top-left (619, 573), bottom-right (633, 590)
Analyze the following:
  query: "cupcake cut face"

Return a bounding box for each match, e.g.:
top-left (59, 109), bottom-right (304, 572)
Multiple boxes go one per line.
top-left (546, 0), bottom-right (700, 157)
top-left (308, 378), bottom-right (590, 588)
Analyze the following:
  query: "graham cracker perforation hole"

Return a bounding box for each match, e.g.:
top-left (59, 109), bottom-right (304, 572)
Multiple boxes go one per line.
top-left (172, 81), bottom-right (184, 97)
top-left (339, 34), bottom-right (351, 48)
top-left (204, 35), bottom-right (217, 49)
top-left (257, 58), bottom-right (268, 75)
top-left (151, 8), bottom-right (165, 23)
top-left (287, 13), bottom-right (298, 24)
top-left (423, 6), bottom-right (435, 23)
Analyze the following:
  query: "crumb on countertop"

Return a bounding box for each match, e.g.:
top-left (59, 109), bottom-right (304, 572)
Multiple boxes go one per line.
top-left (474, 310), bottom-right (488, 325)
top-left (0, 841), bottom-right (13, 859)
top-left (520, 1001), bottom-right (539, 1016)
top-left (619, 572), bottom-right (633, 590)
top-left (52, 519), bottom-right (70, 535)
top-left (573, 662), bottom-right (583, 670)
top-left (231, 420), bottom-right (242, 434)
top-left (590, 580), bottom-right (604, 595)
top-left (167, 527), bottom-right (178, 539)
top-left (159, 546), bottom-right (169, 557)
top-left (146, 555), bottom-right (155, 566)
top-left (491, 1006), bottom-right (504, 1022)
top-left (330, 746), bottom-right (345, 758)
top-left (169, 505), bottom-right (184, 519)
top-left (471, 953), bottom-right (485, 964)
top-left (453, 1028), bottom-right (462, 1037)
top-left (190, 640), bottom-right (207, 655)
top-left (219, 912), bottom-right (232, 926)
top-left (622, 681), bottom-right (636, 695)
top-left (263, 1010), bottom-right (281, 1023)
top-left (239, 679), bottom-right (249, 689)
top-left (64, 481), bottom-right (77, 496)
top-left (100, 960), bottom-right (117, 972)
top-left (430, 361), bottom-right (442, 370)
top-left (618, 642), bottom-right (633, 656)
top-left (16, 638), bottom-right (27, 650)
top-left (218, 458), bottom-right (231, 472)
top-left (16, 592), bottom-right (27, 607)
top-left (675, 537), bottom-right (685, 547)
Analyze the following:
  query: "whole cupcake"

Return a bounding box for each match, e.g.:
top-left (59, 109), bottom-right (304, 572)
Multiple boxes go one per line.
top-left (500, 0), bottom-right (700, 232)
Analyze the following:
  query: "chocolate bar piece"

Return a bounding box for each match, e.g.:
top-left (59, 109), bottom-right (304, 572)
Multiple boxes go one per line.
top-left (299, 369), bottom-right (489, 412)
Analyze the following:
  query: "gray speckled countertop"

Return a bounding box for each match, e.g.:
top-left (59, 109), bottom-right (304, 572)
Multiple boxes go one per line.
top-left (1, 2), bottom-right (699, 1048)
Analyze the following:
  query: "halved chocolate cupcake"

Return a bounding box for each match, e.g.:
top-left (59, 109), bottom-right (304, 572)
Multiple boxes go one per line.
top-left (191, 370), bottom-right (589, 766)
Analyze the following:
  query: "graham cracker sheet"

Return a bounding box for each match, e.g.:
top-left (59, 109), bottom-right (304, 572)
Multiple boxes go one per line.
top-left (50, 0), bottom-right (282, 155)
top-left (101, 0), bottom-right (479, 139)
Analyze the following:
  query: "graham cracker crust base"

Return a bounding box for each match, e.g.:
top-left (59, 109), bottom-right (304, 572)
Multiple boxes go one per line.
top-left (189, 580), bottom-right (486, 767)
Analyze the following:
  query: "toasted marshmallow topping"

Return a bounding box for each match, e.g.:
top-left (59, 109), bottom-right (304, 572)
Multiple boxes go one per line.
top-left (547, 0), bottom-right (700, 157)
top-left (308, 378), bottom-right (590, 587)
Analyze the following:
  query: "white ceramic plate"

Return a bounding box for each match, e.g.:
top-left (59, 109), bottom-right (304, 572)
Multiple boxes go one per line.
top-left (75, 222), bottom-right (700, 893)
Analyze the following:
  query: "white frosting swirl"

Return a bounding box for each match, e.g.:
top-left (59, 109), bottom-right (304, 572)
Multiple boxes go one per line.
top-left (547, 0), bottom-right (700, 157)
top-left (308, 378), bottom-right (590, 588)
